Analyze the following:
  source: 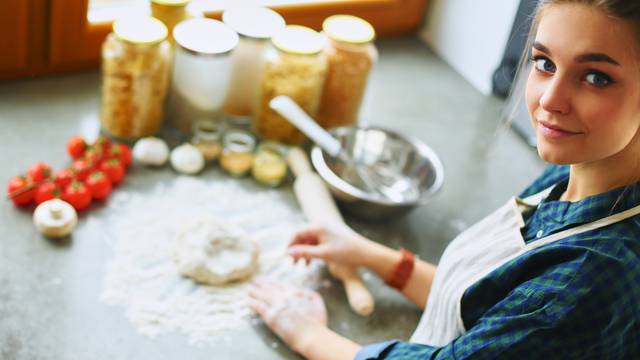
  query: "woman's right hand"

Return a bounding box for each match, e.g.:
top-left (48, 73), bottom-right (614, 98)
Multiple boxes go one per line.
top-left (287, 222), bottom-right (372, 266)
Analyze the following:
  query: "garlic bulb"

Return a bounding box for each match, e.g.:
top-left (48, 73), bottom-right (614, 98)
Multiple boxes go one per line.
top-left (33, 199), bottom-right (78, 238)
top-left (170, 143), bottom-right (205, 175)
top-left (133, 137), bottom-right (170, 166)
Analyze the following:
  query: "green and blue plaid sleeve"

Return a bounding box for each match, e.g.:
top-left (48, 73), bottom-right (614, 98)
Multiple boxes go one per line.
top-left (356, 240), bottom-right (640, 359)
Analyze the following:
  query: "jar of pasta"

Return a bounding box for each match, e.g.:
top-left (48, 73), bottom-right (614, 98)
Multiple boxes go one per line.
top-left (317, 15), bottom-right (377, 129)
top-left (150, 0), bottom-right (192, 45)
top-left (222, 7), bottom-right (285, 124)
top-left (101, 17), bottom-right (172, 140)
top-left (255, 25), bottom-right (328, 145)
top-left (167, 18), bottom-right (239, 135)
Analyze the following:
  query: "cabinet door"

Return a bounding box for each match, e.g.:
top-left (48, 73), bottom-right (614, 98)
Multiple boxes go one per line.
top-left (0, 1), bottom-right (29, 75)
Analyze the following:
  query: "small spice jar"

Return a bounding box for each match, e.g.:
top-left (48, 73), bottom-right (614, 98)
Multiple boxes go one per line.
top-left (168, 18), bottom-right (239, 135)
top-left (220, 130), bottom-right (255, 177)
top-left (150, 0), bottom-right (192, 45)
top-left (252, 142), bottom-right (288, 187)
top-left (101, 17), bottom-right (172, 139)
top-left (222, 7), bottom-right (285, 122)
top-left (255, 25), bottom-right (328, 145)
top-left (191, 120), bottom-right (223, 161)
top-left (317, 15), bottom-right (377, 129)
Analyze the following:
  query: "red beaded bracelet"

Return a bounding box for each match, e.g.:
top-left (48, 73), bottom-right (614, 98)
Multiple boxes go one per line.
top-left (385, 248), bottom-right (415, 291)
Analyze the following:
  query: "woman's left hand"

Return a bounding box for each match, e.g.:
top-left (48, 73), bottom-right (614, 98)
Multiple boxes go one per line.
top-left (248, 278), bottom-right (328, 354)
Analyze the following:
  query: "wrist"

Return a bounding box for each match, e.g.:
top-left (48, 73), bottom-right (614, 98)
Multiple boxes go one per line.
top-left (296, 324), bottom-right (361, 360)
top-left (292, 321), bottom-right (326, 356)
top-left (362, 241), bottom-right (402, 279)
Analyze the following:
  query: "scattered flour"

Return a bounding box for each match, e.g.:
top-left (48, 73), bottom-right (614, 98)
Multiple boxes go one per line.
top-left (94, 176), bottom-right (321, 344)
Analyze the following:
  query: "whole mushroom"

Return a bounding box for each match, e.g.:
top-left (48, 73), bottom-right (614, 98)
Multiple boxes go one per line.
top-left (170, 143), bottom-right (205, 175)
top-left (133, 137), bottom-right (170, 166)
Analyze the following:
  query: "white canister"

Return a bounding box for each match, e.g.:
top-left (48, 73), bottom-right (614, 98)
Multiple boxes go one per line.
top-left (222, 7), bottom-right (285, 122)
top-left (168, 18), bottom-right (239, 134)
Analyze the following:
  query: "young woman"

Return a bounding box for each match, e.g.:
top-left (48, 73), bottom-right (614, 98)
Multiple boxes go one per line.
top-left (248, 1), bottom-right (640, 358)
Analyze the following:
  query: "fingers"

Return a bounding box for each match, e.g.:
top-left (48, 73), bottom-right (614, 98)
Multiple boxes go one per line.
top-left (287, 244), bottom-right (329, 264)
top-left (247, 297), bottom-right (269, 318)
top-left (289, 225), bottom-right (325, 247)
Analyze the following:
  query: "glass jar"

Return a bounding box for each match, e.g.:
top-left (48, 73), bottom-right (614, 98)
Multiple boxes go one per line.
top-left (222, 7), bottom-right (285, 122)
top-left (167, 18), bottom-right (239, 135)
top-left (317, 15), bottom-right (377, 129)
top-left (252, 141), bottom-right (288, 187)
top-left (255, 25), bottom-right (328, 145)
top-left (101, 17), bottom-right (171, 140)
top-left (191, 119), bottom-right (223, 161)
top-left (220, 130), bottom-right (255, 176)
top-left (150, 0), bottom-right (192, 45)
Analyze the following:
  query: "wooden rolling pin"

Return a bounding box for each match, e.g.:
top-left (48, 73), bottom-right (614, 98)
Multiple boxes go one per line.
top-left (287, 147), bottom-right (375, 316)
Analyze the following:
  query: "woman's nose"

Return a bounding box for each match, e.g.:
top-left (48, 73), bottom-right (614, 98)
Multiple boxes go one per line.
top-left (539, 76), bottom-right (571, 115)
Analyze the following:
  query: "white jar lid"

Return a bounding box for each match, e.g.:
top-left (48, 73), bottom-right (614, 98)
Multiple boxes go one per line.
top-left (173, 18), bottom-right (239, 55)
top-left (323, 15), bottom-right (375, 44)
top-left (272, 25), bottom-right (325, 55)
top-left (222, 7), bottom-right (285, 39)
top-left (114, 16), bottom-right (168, 45)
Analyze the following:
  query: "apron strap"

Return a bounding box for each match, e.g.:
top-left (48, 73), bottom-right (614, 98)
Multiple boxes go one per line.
top-left (526, 204), bottom-right (640, 251)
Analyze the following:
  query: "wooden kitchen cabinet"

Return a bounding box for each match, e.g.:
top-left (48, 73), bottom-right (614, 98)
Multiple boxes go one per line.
top-left (1, 0), bottom-right (428, 80)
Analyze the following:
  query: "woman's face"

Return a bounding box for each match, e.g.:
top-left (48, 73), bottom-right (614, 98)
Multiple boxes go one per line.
top-left (526, 3), bottom-right (640, 165)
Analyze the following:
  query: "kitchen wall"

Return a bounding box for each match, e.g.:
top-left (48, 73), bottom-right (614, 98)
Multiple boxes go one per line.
top-left (420, 0), bottom-right (521, 95)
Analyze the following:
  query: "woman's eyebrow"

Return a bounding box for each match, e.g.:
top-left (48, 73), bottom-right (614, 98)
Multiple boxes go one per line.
top-left (533, 41), bottom-right (620, 66)
top-left (575, 53), bottom-right (620, 66)
top-left (532, 41), bottom-right (551, 54)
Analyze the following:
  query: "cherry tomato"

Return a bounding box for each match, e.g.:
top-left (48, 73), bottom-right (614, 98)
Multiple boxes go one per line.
top-left (62, 181), bottom-right (92, 211)
top-left (71, 159), bottom-right (94, 181)
top-left (66, 136), bottom-right (87, 159)
top-left (99, 158), bottom-right (125, 185)
top-left (94, 135), bottom-right (112, 153)
top-left (85, 171), bottom-right (112, 201)
top-left (7, 175), bottom-right (35, 206)
top-left (35, 181), bottom-right (61, 205)
top-left (27, 162), bottom-right (52, 182)
top-left (54, 168), bottom-right (75, 189)
top-left (84, 146), bottom-right (104, 165)
top-left (109, 143), bottom-right (132, 169)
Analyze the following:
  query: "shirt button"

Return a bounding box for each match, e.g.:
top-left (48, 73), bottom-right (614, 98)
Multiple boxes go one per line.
top-left (536, 230), bottom-right (544, 238)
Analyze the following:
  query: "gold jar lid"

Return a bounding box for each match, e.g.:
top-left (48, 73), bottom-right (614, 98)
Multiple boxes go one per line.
top-left (113, 16), bottom-right (168, 45)
top-left (271, 25), bottom-right (325, 55)
top-left (151, 0), bottom-right (190, 6)
top-left (322, 15), bottom-right (375, 44)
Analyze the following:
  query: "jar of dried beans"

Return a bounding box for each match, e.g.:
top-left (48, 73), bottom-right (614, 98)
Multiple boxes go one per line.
top-left (317, 15), bottom-right (377, 129)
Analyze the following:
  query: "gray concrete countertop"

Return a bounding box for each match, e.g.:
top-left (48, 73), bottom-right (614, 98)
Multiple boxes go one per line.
top-left (0, 37), bottom-right (545, 360)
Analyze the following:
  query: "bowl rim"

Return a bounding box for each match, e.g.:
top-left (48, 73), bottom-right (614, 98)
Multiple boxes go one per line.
top-left (310, 125), bottom-right (445, 206)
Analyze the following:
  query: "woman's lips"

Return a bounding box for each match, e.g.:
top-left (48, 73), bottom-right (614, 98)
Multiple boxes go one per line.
top-left (537, 121), bottom-right (581, 139)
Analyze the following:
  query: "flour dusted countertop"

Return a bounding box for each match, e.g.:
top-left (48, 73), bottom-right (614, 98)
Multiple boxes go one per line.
top-left (0, 37), bottom-right (545, 360)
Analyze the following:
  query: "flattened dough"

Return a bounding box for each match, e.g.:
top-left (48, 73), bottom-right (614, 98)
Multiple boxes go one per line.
top-left (173, 215), bottom-right (259, 286)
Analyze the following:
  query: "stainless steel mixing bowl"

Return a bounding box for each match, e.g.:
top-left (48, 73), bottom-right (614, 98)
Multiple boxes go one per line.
top-left (310, 126), bottom-right (444, 220)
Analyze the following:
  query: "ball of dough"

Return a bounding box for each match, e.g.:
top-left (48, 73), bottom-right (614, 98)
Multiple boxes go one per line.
top-left (173, 215), bottom-right (259, 286)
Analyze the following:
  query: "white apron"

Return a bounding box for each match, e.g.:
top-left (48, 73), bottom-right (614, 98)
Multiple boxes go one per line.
top-left (410, 187), bottom-right (640, 346)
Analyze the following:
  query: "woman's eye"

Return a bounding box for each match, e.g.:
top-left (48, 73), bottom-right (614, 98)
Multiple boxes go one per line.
top-left (533, 57), bottom-right (556, 73)
top-left (585, 72), bottom-right (612, 87)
